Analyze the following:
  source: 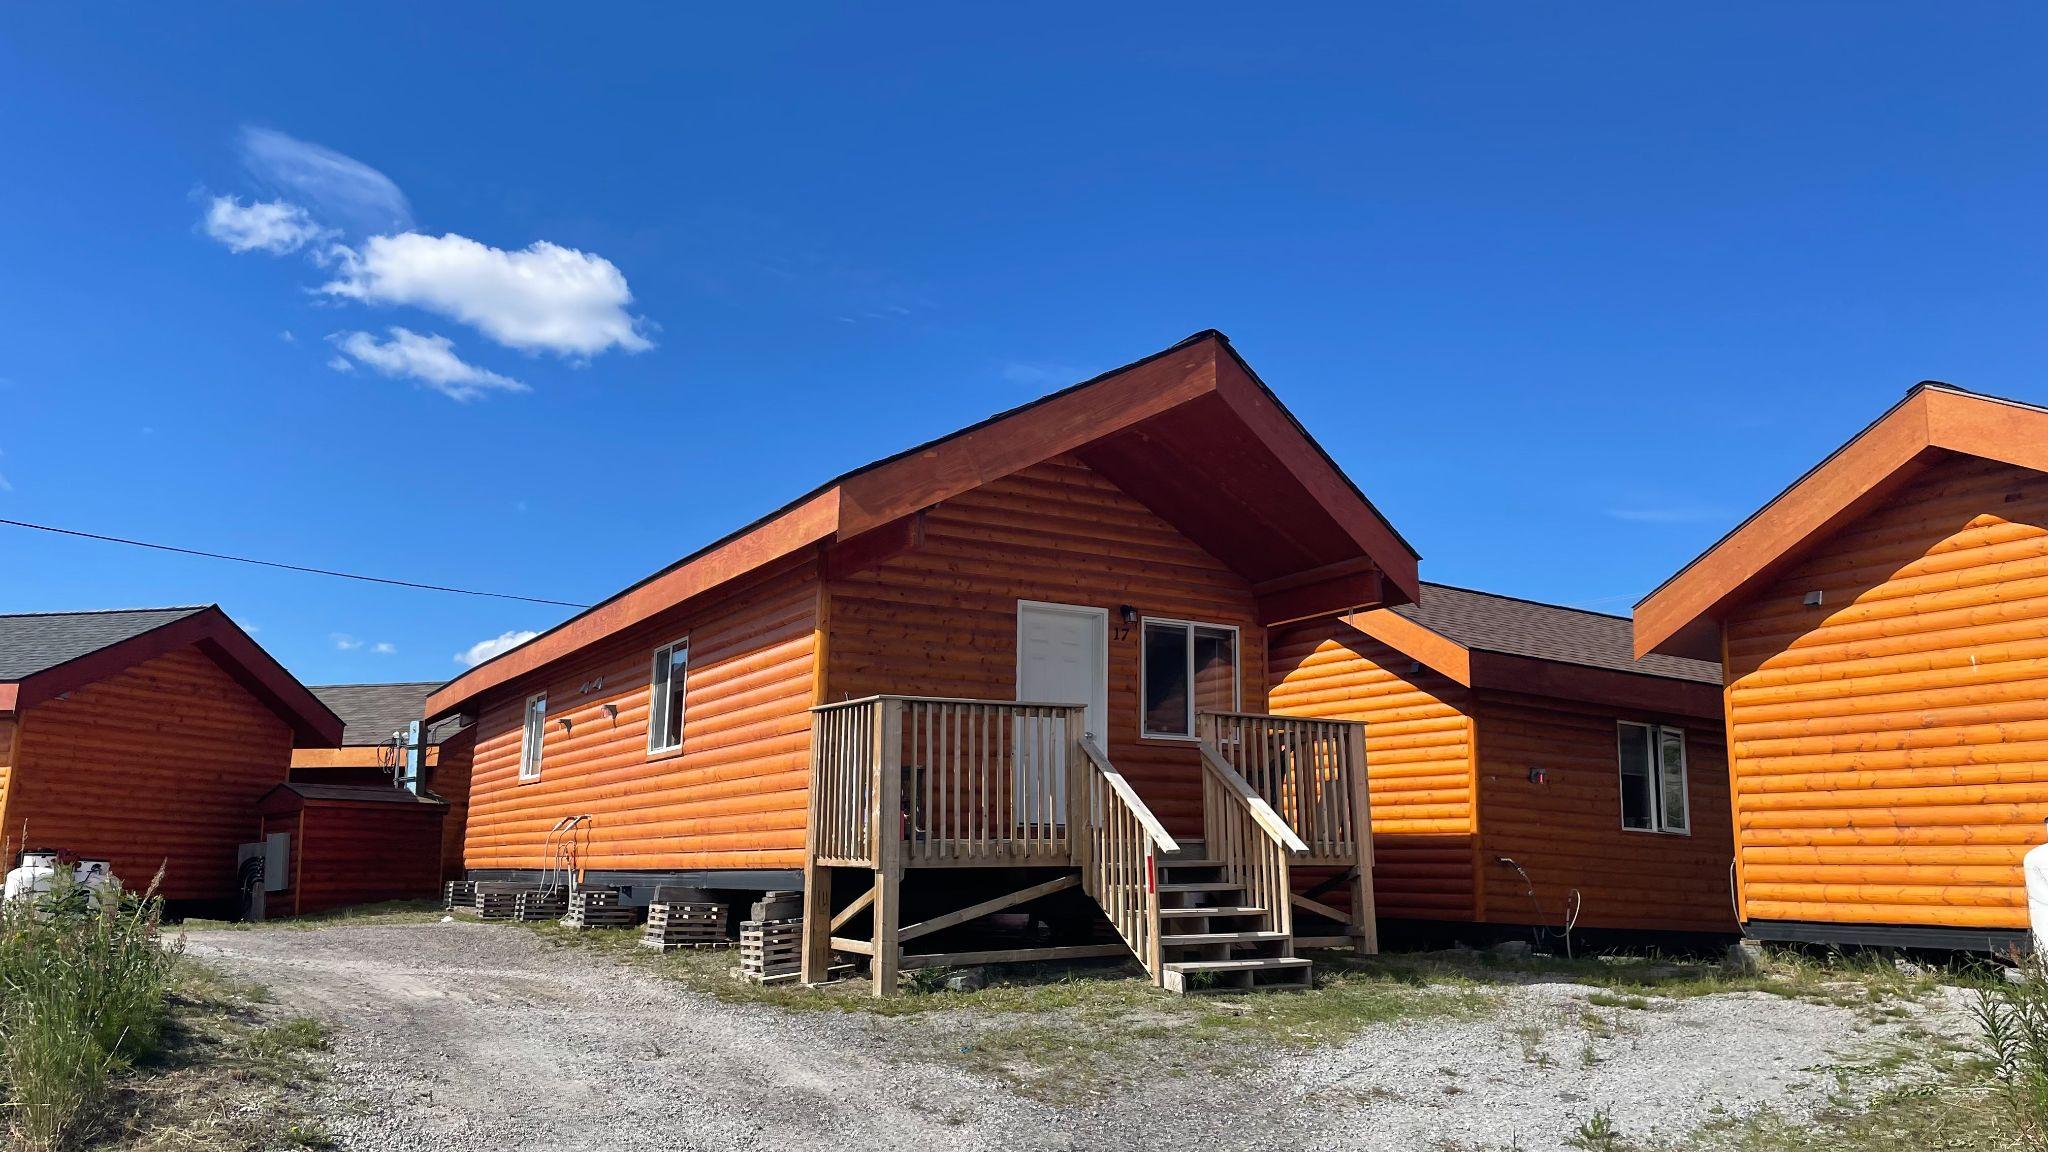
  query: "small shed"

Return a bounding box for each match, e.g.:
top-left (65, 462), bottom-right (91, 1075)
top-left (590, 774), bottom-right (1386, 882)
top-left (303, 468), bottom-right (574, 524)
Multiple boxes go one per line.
top-left (256, 783), bottom-right (447, 917)
top-left (292, 682), bottom-right (475, 881)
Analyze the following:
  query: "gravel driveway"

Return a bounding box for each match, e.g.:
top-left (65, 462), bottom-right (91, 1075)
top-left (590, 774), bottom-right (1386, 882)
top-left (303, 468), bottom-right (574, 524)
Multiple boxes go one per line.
top-left (182, 920), bottom-right (1972, 1151)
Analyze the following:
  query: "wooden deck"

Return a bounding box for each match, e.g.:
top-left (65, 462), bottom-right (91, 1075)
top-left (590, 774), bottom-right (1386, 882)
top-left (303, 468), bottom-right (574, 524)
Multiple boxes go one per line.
top-left (801, 695), bottom-right (1373, 994)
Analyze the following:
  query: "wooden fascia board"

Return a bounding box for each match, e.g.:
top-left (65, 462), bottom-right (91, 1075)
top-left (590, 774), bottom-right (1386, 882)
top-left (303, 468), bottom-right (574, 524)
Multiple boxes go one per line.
top-left (1924, 388), bottom-right (2048, 475)
top-left (831, 340), bottom-right (1221, 541)
top-left (1258, 568), bottom-right (1385, 627)
top-left (1211, 352), bottom-right (1421, 606)
top-left (1633, 391), bottom-right (1937, 659)
top-left (12, 608), bottom-right (343, 746)
top-left (1466, 651), bottom-right (1723, 720)
top-left (0, 683), bottom-right (15, 715)
top-left (426, 488), bottom-right (841, 718)
top-left (1341, 609), bottom-right (1472, 686)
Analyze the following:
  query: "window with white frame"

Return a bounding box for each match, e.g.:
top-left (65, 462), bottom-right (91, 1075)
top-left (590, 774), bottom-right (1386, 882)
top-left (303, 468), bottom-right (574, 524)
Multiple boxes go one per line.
top-left (1141, 618), bottom-right (1239, 738)
top-left (1618, 721), bottom-right (1688, 833)
top-left (519, 692), bottom-right (548, 781)
top-left (647, 637), bottom-right (689, 754)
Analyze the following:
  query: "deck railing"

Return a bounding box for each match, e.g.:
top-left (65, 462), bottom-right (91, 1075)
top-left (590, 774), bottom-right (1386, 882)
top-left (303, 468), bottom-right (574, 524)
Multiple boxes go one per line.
top-left (1071, 734), bottom-right (1178, 981)
top-left (1198, 712), bottom-right (1370, 866)
top-left (809, 696), bottom-right (1085, 869)
top-left (1198, 743), bottom-right (1308, 940)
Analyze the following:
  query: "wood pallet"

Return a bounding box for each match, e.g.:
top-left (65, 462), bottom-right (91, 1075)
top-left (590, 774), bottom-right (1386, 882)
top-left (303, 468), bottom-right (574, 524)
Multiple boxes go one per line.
top-left (561, 889), bottom-right (639, 930)
top-left (444, 880), bottom-right (477, 912)
top-left (642, 901), bottom-right (729, 951)
top-left (514, 890), bottom-right (569, 922)
top-left (739, 918), bottom-right (802, 983)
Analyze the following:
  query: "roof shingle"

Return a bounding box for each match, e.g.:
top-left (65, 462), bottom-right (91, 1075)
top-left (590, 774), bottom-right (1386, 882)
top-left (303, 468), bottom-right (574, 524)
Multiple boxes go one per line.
top-left (1390, 583), bottom-right (1721, 685)
top-left (308, 682), bottom-right (463, 746)
top-left (0, 606), bottom-right (210, 681)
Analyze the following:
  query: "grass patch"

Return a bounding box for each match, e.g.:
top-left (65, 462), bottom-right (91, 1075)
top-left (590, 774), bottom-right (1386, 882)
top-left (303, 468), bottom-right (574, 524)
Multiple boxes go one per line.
top-left (92, 958), bottom-right (333, 1151)
top-left (179, 900), bottom-right (446, 933)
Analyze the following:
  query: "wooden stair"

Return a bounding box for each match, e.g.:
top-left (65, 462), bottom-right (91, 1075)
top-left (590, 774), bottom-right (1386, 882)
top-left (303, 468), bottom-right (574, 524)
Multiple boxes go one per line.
top-left (1151, 849), bottom-right (1311, 994)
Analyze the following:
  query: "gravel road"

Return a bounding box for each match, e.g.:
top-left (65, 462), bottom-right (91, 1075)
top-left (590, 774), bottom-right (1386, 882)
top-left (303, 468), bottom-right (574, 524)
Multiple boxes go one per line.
top-left (182, 920), bottom-right (1971, 1151)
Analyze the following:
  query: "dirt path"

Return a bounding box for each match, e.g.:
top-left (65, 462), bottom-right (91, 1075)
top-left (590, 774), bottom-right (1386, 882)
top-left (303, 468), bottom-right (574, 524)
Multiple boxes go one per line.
top-left (182, 919), bottom-right (1973, 1152)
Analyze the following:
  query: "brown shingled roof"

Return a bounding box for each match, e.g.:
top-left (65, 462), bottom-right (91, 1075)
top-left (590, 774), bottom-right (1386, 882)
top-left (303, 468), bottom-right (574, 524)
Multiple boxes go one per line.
top-left (1391, 583), bottom-right (1722, 685)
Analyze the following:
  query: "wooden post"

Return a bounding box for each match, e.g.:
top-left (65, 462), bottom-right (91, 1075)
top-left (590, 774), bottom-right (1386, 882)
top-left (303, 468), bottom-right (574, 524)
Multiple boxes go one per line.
top-left (1345, 721), bottom-right (1377, 954)
top-left (871, 700), bottom-right (904, 997)
top-left (800, 859), bottom-right (833, 985)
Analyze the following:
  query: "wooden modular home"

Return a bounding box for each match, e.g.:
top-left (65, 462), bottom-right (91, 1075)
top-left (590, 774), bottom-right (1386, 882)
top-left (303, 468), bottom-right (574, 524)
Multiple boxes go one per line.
top-left (294, 682), bottom-right (474, 879)
top-left (427, 331), bottom-right (1419, 993)
top-left (1636, 383), bottom-right (2048, 951)
top-left (0, 606), bottom-right (342, 910)
top-left (1270, 584), bottom-right (1735, 943)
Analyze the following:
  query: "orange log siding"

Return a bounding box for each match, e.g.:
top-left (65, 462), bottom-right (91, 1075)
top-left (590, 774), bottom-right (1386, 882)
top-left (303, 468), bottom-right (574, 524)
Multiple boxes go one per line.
top-left (4, 645), bottom-right (293, 903)
top-left (1472, 694), bottom-right (1734, 934)
top-left (259, 794), bottom-right (446, 917)
top-left (1268, 620), bottom-right (1477, 920)
top-left (1723, 454), bottom-right (2048, 931)
top-left (823, 455), bottom-right (1266, 837)
top-left (462, 557), bottom-right (821, 873)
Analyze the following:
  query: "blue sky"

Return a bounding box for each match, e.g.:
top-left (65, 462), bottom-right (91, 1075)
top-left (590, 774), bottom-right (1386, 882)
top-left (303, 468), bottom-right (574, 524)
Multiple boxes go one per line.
top-left (1, 5), bottom-right (2043, 685)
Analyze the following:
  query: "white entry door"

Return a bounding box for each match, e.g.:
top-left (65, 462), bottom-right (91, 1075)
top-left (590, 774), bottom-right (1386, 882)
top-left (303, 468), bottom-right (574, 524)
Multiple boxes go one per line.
top-left (1015, 600), bottom-right (1108, 827)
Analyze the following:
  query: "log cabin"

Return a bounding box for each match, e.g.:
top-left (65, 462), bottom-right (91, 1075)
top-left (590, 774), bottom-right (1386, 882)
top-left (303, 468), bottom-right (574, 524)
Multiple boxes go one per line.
top-left (0, 605), bottom-right (342, 912)
top-left (1635, 383), bottom-right (2048, 951)
top-left (1270, 583), bottom-right (1735, 946)
top-left (426, 330), bottom-right (1420, 993)
top-left (294, 682), bottom-right (474, 880)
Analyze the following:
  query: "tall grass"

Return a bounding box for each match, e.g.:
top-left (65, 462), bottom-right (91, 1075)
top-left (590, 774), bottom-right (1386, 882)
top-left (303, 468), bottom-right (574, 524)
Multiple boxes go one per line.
top-left (0, 869), bottom-right (178, 1151)
top-left (1972, 960), bottom-right (2048, 1152)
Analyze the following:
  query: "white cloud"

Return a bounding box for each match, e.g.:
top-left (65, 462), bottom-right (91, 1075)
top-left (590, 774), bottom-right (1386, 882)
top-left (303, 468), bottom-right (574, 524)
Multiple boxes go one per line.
top-left (371, 642), bottom-right (397, 655)
top-left (456, 629), bottom-right (540, 668)
top-left (321, 233), bottom-right (651, 358)
top-left (331, 633), bottom-right (364, 651)
top-left (329, 328), bottom-right (527, 402)
top-left (203, 196), bottom-right (327, 255)
top-left (239, 126), bottom-right (412, 235)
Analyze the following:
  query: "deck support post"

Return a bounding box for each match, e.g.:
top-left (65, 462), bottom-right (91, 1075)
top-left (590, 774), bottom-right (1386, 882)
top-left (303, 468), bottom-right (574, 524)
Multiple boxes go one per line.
top-left (1346, 723), bottom-right (1378, 955)
top-left (870, 699), bottom-right (905, 997)
top-left (800, 860), bottom-right (832, 985)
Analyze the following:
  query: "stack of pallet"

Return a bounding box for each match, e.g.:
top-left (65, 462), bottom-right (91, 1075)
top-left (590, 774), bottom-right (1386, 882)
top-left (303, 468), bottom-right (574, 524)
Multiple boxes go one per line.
top-left (514, 889), bottom-right (569, 922)
top-left (739, 917), bottom-right (802, 983)
top-left (641, 900), bottom-right (728, 951)
top-left (470, 883), bottom-right (531, 921)
top-left (443, 880), bottom-right (477, 912)
top-left (561, 889), bottom-right (638, 930)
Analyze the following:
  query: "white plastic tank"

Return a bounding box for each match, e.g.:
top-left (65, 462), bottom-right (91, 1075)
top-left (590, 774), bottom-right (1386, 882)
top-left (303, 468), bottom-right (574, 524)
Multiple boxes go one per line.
top-left (3, 852), bottom-right (121, 909)
top-left (2025, 820), bottom-right (2048, 961)
top-left (3, 851), bottom-right (61, 903)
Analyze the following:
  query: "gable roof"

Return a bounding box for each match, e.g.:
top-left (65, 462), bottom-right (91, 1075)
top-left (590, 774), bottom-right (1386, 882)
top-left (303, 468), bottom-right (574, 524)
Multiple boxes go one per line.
top-left (1635, 383), bottom-right (2048, 661)
top-left (428, 330), bottom-right (1421, 718)
top-left (0, 605), bottom-right (343, 746)
top-left (308, 683), bottom-right (463, 746)
top-left (1341, 582), bottom-right (1723, 719)
top-left (0, 607), bottom-right (209, 679)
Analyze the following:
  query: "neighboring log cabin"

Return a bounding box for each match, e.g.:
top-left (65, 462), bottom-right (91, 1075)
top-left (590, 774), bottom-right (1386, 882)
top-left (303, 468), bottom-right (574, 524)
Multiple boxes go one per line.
top-left (1270, 583), bottom-right (1734, 943)
top-left (427, 330), bottom-right (1421, 993)
top-left (0, 606), bottom-right (342, 911)
top-left (1636, 383), bottom-right (2048, 951)
top-left (294, 682), bottom-right (474, 880)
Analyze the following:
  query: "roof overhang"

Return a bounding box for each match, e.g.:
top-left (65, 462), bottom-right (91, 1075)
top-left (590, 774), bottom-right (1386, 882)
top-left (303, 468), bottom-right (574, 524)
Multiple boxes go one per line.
top-left (1634, 385), bottom-right (2048, 662)
top-left (0, 607), bottom-right (344, 746)
top-left (428, 331), bottom-right (1420, 719)
top-left (1343, 611), bottom-right (1722, 719)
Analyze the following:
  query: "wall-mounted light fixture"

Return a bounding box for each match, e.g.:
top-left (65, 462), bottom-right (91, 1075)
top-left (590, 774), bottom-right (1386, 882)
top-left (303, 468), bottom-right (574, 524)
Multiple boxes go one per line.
top-left (1527, 765), bottom-right (1547, 785)
top-left (601, 703), bottom-right (619, 722)
top-left (557, 717), bottom-right (574, 734)
top-left (1802, 590), bottom-right (1825, 607)
top-left (1115, 604), bottom-right (1137, 641)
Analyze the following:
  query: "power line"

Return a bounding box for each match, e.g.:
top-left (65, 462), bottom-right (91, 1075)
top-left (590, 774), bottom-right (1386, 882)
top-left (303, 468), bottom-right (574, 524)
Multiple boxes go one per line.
top-left (0, 516), bottom-right (591, 609)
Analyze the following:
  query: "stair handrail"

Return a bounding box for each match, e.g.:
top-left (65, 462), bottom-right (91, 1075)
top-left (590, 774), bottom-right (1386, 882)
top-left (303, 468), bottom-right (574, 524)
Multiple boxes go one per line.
top-left (1198, 742), bottom-right (1306, 942)
top-left (1077, 735), bottom-right (1179, 855)
top-left (1072, 734), bottom-right (1176, 983)
top-left (1197, 744), bottom-right (1310, 856)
